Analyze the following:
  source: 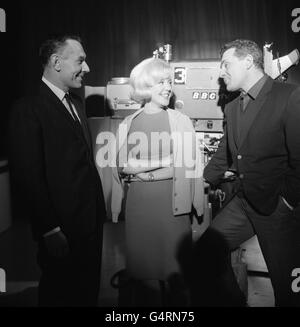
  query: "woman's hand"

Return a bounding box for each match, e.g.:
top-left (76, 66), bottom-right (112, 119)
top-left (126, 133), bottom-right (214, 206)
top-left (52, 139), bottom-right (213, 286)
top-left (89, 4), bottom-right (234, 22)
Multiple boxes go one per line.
top-left (135, 172), bottom-right (149, 182)
top-left (119, 171), bottom-right (146, 182)
top-left (122, 155), bottom-right (173, 175)
top-left (119, 171), bottom-right (135, 182)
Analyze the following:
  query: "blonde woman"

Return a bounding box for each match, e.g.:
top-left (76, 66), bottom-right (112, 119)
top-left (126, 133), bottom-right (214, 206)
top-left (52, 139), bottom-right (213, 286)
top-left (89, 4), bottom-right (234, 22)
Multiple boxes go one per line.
top-left (111, 58), bottom-right (204, 306)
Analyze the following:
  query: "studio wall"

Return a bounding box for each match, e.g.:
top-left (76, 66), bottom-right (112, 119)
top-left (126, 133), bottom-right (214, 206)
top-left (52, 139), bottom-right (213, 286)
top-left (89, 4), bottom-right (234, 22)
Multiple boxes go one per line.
top-left (1, 0), bottom-right (299, 156)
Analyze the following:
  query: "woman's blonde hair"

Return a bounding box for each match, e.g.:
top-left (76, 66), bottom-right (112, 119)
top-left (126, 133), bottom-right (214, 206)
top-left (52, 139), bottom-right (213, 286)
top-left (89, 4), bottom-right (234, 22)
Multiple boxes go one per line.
top-left (129, 58), bottom-right (172, 104)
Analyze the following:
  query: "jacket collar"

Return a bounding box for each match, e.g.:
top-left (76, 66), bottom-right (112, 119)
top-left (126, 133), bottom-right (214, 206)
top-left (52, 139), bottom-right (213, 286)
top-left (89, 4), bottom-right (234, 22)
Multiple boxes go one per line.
top-left (229, 77), bottom-right (274, 150)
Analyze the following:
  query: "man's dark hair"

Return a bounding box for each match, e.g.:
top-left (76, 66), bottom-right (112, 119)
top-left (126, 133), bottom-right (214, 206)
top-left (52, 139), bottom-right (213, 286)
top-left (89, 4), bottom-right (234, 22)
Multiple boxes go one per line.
top-left (39, 34), bottom-right (82, 69)
top-left (220, 39), bottom-right (264, 70)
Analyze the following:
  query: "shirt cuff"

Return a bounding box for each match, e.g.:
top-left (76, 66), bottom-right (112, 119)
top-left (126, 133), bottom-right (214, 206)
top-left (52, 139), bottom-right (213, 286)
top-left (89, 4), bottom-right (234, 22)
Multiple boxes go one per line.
top-left (43, 227), bottom-right (61, 237)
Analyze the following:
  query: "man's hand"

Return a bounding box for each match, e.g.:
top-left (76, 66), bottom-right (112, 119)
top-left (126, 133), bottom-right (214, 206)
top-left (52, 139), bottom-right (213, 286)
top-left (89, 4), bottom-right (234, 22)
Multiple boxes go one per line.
top-left (44, 230), bottom-right (70, 258)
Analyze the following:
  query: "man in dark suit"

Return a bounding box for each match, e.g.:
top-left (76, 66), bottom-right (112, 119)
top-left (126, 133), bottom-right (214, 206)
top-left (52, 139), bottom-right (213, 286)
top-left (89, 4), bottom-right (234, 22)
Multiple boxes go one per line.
top-left (9, 35), bottom-right (106, 306)
top-left (203, 39), bottom-right (300, 306)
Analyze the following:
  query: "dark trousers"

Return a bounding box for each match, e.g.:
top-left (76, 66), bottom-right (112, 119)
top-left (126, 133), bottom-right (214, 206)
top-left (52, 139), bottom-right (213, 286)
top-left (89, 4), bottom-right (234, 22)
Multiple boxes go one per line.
top-left (202, 195), bottom-right (300, 307)
top-left (37, 230), bottom-right (103, 307)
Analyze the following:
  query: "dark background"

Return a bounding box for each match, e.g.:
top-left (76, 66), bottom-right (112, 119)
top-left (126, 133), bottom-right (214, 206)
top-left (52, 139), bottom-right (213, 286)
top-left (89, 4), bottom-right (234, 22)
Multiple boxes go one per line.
top-left (0, 0), bottom-right (298, 302)
top-left (1, 0), bottom-right (299, 158)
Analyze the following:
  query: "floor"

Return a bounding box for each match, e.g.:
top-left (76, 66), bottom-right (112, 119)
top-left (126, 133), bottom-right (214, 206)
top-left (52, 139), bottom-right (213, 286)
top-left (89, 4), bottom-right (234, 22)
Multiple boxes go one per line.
top-left (0, 219), bottom-right (274, 307)
top-left (98, 221), bottom-right (275, 307)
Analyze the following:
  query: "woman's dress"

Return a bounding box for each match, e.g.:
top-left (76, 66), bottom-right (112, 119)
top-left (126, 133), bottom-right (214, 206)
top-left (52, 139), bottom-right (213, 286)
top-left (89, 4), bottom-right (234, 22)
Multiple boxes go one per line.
top-left (125, 109), bottom-right (192, 281)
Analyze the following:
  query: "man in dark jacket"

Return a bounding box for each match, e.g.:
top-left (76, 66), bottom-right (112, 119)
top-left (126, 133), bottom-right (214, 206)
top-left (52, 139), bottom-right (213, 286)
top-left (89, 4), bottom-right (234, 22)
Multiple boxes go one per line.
top-left (203, 39), bottom-right (300, 306)
top-left (9, 35), bottom-right (106, 306)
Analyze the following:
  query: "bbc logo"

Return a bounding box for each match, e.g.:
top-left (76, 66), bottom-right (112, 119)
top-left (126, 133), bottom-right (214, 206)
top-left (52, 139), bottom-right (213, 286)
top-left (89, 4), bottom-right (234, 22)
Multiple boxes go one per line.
top-left (0, 8), bottom-right (6, 32)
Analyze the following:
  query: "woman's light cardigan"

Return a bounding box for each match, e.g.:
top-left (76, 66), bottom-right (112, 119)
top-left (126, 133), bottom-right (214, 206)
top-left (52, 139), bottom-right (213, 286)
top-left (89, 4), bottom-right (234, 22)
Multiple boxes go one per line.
top-left (111, 108), bottom-right (204, 222)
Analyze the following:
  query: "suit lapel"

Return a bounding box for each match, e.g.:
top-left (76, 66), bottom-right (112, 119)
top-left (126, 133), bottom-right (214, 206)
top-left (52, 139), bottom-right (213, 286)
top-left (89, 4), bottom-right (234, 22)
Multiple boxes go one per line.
top-left (238, 78), bottom-right (273, 149)
top-left (228, 99), bottom-right (239, 151)
top-left (70, 93), bottom-right (92, 152)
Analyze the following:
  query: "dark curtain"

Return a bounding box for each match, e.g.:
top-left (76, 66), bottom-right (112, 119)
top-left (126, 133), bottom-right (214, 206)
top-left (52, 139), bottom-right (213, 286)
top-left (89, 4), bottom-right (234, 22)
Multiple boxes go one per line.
top-left (1, 0), bottom-right (299, 156)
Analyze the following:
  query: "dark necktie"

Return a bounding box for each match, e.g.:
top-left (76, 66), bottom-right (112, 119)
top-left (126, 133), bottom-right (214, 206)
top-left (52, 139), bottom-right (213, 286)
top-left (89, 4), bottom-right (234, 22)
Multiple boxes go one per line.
top-left (239, 93), bottom-right (245, 112)
top-left (64, 93), bottom-right (92, 151)
top-left (237, 93), bottom-right (247, 142)
top-left (239, 92), bottom-right (251, 112)
top-left (64, 93), bottom-right (80, 123)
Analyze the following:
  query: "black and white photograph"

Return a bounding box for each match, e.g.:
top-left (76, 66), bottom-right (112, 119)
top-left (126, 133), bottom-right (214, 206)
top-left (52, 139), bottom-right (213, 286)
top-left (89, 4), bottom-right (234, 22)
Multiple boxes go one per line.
top-left (0, 0), bottom-right (300, 313)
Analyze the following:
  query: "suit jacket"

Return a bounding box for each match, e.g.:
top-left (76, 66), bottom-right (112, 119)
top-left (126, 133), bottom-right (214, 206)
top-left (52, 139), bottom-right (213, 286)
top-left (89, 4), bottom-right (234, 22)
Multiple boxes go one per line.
top-left (204, 77), bottom-right (300, 215)
top-left (9, 82), bottom-right (106, 241)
